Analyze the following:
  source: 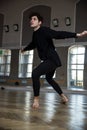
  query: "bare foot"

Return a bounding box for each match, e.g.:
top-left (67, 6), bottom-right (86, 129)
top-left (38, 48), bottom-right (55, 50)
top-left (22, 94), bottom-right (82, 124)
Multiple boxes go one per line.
top-left (61, 94), bottom-right (68, 104)
top-left (32, 97), bottom-right (39, 109)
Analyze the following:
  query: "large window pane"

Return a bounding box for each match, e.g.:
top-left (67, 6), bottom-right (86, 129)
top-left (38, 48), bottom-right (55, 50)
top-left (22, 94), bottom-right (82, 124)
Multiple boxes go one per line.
top-left (68, 46), bottom-right (85, 88)
top-left (77, 70), bottom-right (83, 80)
top-left (71, 70), bottom-right (76, 80)
top-left (19, 50), bottom-right (34, 78)
top-left (0, 49), bottom-right (11, 76)
top-left (27, 64), bottom-right (32, 72)
top-left (77, 55), bottom-right (85, 64)
top-left (70, 65), bottom-right (84, 69)
top-left (70, 55), bottom-right (77, 64)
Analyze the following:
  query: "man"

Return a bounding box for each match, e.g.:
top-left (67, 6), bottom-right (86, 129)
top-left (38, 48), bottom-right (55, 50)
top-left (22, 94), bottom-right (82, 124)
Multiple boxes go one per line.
top-left (21, 12), bottom-right (87, 109)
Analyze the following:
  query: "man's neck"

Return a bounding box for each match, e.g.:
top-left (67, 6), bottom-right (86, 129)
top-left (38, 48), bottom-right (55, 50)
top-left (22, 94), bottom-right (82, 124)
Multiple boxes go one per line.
top-left (34, 26), bottom-right (40, 31)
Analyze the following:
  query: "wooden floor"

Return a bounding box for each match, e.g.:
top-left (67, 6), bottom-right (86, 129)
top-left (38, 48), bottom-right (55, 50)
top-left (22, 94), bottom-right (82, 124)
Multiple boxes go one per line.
top-left (0, 86), bottom-right (87, 130)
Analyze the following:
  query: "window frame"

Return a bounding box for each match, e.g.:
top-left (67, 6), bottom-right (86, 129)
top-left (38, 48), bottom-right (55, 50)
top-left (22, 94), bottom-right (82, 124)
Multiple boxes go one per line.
top-left (18, 50), bottom-right (34, 78)
top-left (68, 45), bottom-right (85, 88)
top-left (0, 49), bottom-right (11, 76)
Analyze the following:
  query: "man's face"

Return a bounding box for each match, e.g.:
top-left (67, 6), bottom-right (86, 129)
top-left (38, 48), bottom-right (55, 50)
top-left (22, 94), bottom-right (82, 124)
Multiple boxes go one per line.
top-left (29, 16), bottom-right (42, 28)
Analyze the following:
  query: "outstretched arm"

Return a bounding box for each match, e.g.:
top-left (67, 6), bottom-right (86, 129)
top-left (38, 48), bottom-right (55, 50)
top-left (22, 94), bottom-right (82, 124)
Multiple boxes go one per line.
top-left (76, 31), bottom-right (87, 37)
top-left (42, 27), bottom-right (87, 39)
top-left (21, 42), bottom-right (36, 53)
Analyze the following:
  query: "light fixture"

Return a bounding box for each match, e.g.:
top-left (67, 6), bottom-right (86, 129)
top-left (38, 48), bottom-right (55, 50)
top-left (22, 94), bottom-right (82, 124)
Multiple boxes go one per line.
top-left (52, 18), bottom-right (59, 27)
top-left (13, 24), bottom-right (19, 31)
top-left (65, 17), bottom-right (71, 26)
top-left (4, 25), bottom-right (9, 32)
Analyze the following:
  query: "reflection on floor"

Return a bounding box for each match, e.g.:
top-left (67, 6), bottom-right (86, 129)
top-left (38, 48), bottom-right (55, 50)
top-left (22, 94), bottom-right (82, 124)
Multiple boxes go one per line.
top-left (0, 86), bottom-right (87, 130)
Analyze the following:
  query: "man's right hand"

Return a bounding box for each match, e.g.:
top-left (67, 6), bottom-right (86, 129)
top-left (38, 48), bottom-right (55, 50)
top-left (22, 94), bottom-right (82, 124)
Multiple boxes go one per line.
top-left (20, 49), bottom-right (24, 53)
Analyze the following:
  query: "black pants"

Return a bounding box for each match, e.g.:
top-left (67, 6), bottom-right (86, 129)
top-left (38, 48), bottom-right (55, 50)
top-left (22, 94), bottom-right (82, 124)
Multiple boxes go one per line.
top-left (32, 59), bottom-right (63, 96)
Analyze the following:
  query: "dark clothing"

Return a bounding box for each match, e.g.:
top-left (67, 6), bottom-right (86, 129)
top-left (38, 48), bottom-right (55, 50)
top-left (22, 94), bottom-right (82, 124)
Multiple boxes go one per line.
top-left (32, 59), bottom-right (62, 96)
top-left (23, 26), bottom-right (77, 96)
top-left (23, 26), bottom-right (77, 67)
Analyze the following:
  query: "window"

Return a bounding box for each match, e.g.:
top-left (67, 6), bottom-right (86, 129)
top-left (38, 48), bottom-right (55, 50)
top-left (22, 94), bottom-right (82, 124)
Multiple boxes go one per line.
top-left (19, 50), bottom-right (34, 78)
top-left (0, 49), bottom-right (11, 76)
top-left (68, 45), bottom-right (85, 88)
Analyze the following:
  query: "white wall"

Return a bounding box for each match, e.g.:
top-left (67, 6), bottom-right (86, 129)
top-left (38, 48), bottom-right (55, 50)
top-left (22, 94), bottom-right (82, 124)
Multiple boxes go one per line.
top-left (0, 0), bottom-right (77, 48)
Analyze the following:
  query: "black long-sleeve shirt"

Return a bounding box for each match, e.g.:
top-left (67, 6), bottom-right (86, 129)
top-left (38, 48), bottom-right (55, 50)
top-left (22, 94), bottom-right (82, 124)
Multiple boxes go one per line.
top-left (23, 26), bottom-right (77, 67)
